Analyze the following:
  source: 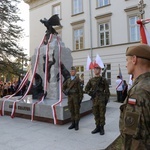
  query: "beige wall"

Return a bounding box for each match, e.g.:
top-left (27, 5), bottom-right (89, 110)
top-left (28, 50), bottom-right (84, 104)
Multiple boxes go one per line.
top-left (25, 0), bottom-right (150, 94)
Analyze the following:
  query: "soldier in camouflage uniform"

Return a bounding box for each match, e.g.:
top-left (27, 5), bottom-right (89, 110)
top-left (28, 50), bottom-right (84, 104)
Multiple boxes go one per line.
top-left (63, 66), bottom-right (83, 130)
top-left (119, 44), bottom-right (150, 150)
top-left (85, 64), bottom-right (110, 135)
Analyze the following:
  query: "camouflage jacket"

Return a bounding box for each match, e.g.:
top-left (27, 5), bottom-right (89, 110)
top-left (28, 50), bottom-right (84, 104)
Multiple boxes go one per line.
top-left (85, 76), bottom-right (110, 100)
top-left (119, 72), bottom-right (150, 143)
top-left (62, 76), bottom-right (83, 99)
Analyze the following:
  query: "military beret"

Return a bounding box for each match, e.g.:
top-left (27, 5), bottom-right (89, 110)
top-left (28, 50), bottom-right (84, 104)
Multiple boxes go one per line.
top-left (126, 44), bottom-right (150, 61)
top-left (93, 63), bottom-right (101, 69)
top-left (70, 66), bottom-right (76, 70)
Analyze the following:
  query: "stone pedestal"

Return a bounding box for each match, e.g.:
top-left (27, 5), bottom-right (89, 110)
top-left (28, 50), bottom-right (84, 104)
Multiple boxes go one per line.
top-left (0, 94), bottom-right (92, 124)
top-left (30, 35), bottom-right (72, 99)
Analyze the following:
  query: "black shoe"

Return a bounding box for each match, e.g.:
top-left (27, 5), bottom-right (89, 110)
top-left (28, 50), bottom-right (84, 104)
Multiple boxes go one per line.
top-left (68, 121), bottom-right (75, 129)
top-left (100, 125), bottom-right (105, 135)
top-left (75, 120), bottom-right (79, 131)
top-left (91, 126), bottom-right (100, 134)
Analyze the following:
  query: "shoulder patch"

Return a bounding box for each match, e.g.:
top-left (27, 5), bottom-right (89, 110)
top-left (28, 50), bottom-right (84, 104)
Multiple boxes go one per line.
top-left (128, 98), bottom-right (136, 105)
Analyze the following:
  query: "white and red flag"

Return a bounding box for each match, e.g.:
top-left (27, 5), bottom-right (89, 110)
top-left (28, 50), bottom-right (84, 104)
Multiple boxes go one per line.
top-left (86, 55), bottom-right (94, 70)
top-left (137, 19), bottom-right (150, 45)
top-left (94, 54), bottom-right (104, 69)
top-left (86, 54), bottom-right (104, 70)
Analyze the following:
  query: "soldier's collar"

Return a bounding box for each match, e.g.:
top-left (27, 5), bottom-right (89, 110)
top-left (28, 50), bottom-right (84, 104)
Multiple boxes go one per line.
top-left (95, 75), bottom-right (100, 77)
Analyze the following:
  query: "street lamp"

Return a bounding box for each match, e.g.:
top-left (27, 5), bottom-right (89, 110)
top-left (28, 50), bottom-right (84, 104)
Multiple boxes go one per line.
top-left (138, 0), bottom-right (145, 19)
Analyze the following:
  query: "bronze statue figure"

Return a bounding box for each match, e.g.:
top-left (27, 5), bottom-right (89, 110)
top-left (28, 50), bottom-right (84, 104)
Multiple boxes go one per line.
top-left (40, 14), bottom-right (62, 44)
top-left (28, 73), bottom-right (45, 99)
top-left (43, 51), bottom-right (56, 83)
top-left (56, 62), bottom-right (70, 83)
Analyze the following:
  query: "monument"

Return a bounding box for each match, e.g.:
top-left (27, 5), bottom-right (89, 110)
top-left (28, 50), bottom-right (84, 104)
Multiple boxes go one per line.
top-left (0, 15), bottom-right (92, 124)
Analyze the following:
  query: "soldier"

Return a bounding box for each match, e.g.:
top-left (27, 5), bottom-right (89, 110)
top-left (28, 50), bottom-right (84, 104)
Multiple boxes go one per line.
top-left (85, 64), bottom-right (110, 135)
top-left (119, 44), bottom-right (150, 150)
top-left (62, 66), bottom-right (83, 130)
top-left (116, 75), bottom-right (123, 102)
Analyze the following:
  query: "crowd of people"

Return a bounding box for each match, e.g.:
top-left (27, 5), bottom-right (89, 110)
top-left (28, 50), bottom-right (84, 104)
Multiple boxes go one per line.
top-left (0, 79), bottom-right (23, 98)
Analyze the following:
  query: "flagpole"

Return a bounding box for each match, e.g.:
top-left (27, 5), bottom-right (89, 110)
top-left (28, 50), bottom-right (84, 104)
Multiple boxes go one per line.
top-left (137, 0), bottom-right (145, 44)
top-left (89, 0), bottom-right (93, 77)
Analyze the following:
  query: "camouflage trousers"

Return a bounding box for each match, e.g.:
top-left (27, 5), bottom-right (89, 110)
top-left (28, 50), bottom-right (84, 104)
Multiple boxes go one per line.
top-left (92, 98), bottom-right (106, 126)
top-left (121, 134), bottom-right (150, 150)
top-left (68, 95), bottom-right (80, 121)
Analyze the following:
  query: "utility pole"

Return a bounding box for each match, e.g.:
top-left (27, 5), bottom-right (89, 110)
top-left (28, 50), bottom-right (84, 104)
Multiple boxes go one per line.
top-left (89, 0), bottom-right (93, 77)
top-left (138, 0), bottom-right (145, 19)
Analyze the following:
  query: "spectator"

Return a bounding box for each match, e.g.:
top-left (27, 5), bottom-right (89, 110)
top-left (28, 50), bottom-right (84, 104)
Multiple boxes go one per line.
top-left (116, 76), bottom-right (123, 102)
top-left (122, 80), bottom-right (128, 102)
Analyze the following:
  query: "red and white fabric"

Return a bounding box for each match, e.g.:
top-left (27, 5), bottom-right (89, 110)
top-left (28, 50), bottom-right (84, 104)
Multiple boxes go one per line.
top-left (10, 35), bottom-right (46, 118)
top-left (31, 34), bottom-right (53, 121)
top-left (137, 19), bottom-right (150, 45)
top-left (51, 36), bottom-right (62, 124)
top-left (86, 54), bottom-right (104, 70)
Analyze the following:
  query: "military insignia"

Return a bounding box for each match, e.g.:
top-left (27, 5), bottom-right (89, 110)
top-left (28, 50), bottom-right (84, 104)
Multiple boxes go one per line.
top-left (123, 111), bottom-right (140, 135)
top-left (128, 98), bottom-right (136, 105)
top-left (125, 116), bottom-right (135, 127)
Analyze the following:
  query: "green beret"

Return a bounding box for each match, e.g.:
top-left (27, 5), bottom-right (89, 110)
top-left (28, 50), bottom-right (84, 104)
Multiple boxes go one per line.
top-left (70, 66), bottom-right (76, 70)
top-left (126, 44), bottom-right (150, 61)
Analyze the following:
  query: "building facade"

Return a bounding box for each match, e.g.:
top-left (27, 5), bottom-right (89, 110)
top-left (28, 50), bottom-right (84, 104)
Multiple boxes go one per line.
top-left (24, 0), bottom-right (150, 94)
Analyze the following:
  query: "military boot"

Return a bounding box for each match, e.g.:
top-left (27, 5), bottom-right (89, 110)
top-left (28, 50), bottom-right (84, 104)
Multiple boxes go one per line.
top-left (91, 125), bottom-right (100, 134)
top-left (100, 125), bottom-right (105, 135)
top-left (68, 121), bottom-right (75, 129)
top-left (75, 120), bottom-right (79, 131)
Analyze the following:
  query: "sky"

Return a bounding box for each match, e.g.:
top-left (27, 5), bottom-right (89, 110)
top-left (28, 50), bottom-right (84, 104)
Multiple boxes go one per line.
top-left (18, 1), bottom-right (29, 56)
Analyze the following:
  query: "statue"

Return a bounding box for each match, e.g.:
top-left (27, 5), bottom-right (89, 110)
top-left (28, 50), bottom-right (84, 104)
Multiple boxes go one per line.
top-left (29, 73), bottom-right (45, 99)
top-left (40, 14), bottom-right (62, 44)
top-left (43, 51), bottom-right (56, 83)
top-left (56, 62), bottom-right (70, 83)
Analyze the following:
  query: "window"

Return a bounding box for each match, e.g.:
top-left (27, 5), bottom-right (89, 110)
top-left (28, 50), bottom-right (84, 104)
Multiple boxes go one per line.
top-left (103, 64), bottom-right (111, 85)
top-left (98, 22), bottom-right (110, 46)
top-left (129, 16), bottom-right (140, 42)
top-left (52, 4), bottom-right (61, 18)
top-left (76, 65), bottom-right (84, 86)
top-left (73, 28), bottom-right (84, 50)
top-left (73, 0), bottom-right (83, 15)
top-left (97, 0), bottom-right (109, 7)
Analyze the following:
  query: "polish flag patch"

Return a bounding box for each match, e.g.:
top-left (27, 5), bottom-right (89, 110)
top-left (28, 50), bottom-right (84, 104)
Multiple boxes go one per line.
top-left (128, 98), bottom-right (136, 105)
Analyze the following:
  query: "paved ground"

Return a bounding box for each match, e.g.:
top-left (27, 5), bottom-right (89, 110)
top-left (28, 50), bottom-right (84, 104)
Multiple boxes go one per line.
top-left (0, 97), bottom-right (121, 150)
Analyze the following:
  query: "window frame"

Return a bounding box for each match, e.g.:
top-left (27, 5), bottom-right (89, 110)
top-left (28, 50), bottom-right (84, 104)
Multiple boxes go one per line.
top-left (103, 63), bottom-right (111, 86)
top-left (128, 15), bottom-right (140, 42)
top-left (72, 0), bottom-right (83, 15)
top-left (52, 3), bottom-right (61, 19)
top-left (73, 27), bottom-right (84, 50)
top-left (98, 22), bottom-right (111, 46)
top-left (75, 65), bottom-right (84, 86)
top-left (97, 0), bottom-right (110, 7)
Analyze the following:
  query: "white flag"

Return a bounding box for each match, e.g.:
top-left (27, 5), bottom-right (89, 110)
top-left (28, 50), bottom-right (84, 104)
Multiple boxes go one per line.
top-left (94, 54), bottom-right (104, 68)
top-left (86, 55), bottom-right (93, 70)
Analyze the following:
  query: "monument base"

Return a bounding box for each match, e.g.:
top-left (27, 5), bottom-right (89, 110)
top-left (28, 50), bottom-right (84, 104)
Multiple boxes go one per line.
top-left (0, 94), bottom-right (92, 125)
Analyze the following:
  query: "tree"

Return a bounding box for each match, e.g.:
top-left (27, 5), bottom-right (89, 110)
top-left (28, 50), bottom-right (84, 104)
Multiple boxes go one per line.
top-left (0, 0), bottom-right (27, 77)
